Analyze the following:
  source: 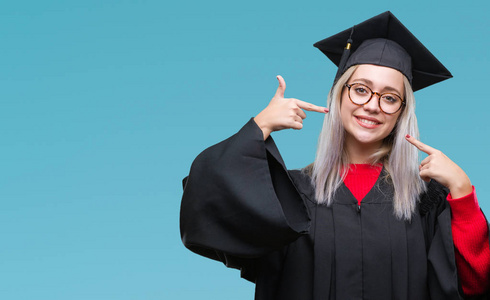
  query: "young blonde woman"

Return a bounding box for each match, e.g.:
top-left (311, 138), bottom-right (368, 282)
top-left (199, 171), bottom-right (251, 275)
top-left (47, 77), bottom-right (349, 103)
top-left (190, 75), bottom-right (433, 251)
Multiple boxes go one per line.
top-left (180, 11), bottom-right (490, 299)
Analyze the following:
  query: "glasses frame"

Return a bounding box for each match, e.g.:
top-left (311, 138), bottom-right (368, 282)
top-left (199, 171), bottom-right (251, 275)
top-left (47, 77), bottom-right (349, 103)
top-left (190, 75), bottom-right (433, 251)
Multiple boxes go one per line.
top-left (344, 83), bottom-right (405, 115)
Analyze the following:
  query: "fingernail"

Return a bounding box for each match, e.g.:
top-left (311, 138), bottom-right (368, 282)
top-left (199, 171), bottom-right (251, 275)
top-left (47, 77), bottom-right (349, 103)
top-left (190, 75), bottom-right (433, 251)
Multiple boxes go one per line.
top-left (406, 134), bottom-right (411, 138)
top-left (324, 108), bottom-right (329, 113)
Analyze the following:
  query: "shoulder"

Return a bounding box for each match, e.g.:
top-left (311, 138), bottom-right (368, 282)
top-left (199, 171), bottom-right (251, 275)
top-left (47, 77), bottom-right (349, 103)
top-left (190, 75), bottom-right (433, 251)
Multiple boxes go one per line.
top-left (288, 167), bottom-right (317, 204)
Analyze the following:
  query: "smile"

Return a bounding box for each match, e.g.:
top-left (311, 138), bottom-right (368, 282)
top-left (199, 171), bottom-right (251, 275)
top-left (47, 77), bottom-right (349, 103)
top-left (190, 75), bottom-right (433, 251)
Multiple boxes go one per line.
top-left (355, 116), bottom-right (382, 128)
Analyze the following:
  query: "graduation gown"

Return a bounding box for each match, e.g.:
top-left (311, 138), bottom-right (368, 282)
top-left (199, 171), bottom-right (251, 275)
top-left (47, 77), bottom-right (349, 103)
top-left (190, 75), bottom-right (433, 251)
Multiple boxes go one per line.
top-left (180, 119), bottom-right (490, 300)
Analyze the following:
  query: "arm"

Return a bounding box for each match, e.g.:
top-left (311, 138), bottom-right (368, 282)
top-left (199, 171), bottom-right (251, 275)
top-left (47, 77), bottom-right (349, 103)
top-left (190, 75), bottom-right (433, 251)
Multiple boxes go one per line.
top-left (180, 118), bottom-right (310, 279)
top-left (407, 136), bottom-right (490, 297)
top-left (447, 188), bottom-right (490, 296)
top-left (180, 76), bottom-right (326, 280)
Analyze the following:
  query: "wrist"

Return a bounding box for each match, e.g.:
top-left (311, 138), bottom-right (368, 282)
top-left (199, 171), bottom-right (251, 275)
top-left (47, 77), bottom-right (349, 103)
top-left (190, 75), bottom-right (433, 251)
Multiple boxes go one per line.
top-left (253, 116), bottom-right (272, 140)
top-left (448, 176), bottom-right (472, 199)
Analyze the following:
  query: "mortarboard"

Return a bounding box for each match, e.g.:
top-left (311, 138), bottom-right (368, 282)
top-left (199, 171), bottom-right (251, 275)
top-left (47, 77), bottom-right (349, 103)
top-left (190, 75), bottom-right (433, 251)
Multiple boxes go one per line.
top-left (313, 11), bottom-right (452, 91)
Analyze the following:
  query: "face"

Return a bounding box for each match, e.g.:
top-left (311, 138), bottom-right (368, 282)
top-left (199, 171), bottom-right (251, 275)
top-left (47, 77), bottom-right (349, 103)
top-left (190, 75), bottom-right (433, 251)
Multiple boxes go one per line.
top-left (340, 64), bottom-right (405, 150)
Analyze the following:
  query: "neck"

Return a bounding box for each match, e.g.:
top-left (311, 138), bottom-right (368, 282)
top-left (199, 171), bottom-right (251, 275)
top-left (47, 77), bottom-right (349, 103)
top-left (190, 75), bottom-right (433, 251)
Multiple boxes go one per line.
top-left (344, 135), bottom-right (383, 164)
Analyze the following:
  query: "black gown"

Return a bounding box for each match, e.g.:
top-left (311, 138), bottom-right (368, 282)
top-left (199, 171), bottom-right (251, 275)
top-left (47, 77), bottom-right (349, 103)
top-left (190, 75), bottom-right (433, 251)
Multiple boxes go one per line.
top-left (180, 119), bottom-right (490, 300)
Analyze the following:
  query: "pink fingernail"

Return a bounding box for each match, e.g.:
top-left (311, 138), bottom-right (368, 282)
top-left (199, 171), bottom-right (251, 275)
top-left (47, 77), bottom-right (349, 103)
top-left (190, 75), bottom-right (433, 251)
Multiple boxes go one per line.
top-left (324, 108), bottom-right (329, 113)
top-left (406, 134), bottom-right (411, 138)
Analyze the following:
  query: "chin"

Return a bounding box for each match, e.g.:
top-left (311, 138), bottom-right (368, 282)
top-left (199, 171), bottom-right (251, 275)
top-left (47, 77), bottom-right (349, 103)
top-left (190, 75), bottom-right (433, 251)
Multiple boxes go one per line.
top-left (357, 138), bottom-right (380, 145)
top-left (353, 133), bottom-right (382, 145)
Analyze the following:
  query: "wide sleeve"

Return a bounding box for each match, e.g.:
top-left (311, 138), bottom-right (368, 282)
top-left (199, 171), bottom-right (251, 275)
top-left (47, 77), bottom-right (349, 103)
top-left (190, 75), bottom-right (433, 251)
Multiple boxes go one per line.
top-left (180, 118), bottom-right (310, 277)
top-left (420, 180), bottom-right (490, 300)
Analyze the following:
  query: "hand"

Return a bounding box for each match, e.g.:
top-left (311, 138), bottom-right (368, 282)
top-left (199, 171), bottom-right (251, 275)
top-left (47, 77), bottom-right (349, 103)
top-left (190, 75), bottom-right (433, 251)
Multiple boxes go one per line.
top-left (405, 135), bottom-right (472, 198)
top-left (254, 75), bottom-right (328, 140)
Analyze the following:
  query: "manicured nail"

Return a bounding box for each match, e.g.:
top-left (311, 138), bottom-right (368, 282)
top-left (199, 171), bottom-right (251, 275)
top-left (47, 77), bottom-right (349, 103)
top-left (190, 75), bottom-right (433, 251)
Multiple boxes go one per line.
top-left (405, 134), bottom-right (411, 138)
top-left (324, 108), bottom-right (329, 113)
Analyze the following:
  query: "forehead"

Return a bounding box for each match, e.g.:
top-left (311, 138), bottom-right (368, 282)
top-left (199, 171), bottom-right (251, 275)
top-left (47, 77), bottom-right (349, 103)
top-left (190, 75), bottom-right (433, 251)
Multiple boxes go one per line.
top-left (350, 64), bottom-right (405, 93)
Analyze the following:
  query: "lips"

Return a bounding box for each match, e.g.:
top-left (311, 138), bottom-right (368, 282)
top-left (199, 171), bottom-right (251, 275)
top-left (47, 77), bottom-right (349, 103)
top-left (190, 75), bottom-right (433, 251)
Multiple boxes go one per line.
top-left (355, 116), bottom-right (382, 128)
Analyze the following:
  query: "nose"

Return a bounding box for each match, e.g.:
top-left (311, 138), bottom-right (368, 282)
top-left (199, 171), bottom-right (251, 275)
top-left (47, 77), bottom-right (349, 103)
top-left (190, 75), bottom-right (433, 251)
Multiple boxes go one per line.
top-left (363, 93), bottom-right (381, 113)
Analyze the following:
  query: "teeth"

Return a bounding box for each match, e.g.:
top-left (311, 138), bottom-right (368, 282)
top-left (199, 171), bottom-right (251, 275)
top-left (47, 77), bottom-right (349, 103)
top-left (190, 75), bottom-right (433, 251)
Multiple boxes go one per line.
top-left (359, 118), bottom-right (379, 125)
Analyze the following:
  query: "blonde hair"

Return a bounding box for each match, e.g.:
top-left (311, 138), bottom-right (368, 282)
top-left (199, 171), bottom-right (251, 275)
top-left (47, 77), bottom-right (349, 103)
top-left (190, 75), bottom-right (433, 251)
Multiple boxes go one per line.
top-left (309, 65), bottom-right (426, 220)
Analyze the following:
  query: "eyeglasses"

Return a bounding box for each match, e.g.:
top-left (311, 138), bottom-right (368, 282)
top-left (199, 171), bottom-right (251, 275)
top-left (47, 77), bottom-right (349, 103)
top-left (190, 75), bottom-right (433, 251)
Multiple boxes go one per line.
top-left (344, 83), bottom-right (405, 114)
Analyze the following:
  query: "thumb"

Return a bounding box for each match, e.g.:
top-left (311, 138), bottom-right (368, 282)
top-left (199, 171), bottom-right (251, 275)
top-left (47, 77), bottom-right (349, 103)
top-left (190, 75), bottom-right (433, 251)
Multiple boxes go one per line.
top-left (274, 75), bottom-right (286, 98)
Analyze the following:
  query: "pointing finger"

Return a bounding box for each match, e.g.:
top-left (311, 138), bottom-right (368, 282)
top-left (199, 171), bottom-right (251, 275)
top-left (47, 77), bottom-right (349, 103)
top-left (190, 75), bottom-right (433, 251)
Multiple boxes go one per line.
top-left (274, 75), bottom-right (286, 98)
top-left (295, 99), bottom-right (329, 113)
top-left (405, 134), bottom-right (438, 155)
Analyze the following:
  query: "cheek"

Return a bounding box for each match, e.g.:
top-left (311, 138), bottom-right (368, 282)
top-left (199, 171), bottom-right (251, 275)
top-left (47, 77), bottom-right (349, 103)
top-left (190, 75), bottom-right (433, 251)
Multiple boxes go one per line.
top-left (339, 103), bottom-right (350, 129)
top-left (339, 95), bottom-right (352, 123)
top-left (385, 114), bottom-right (401, 133)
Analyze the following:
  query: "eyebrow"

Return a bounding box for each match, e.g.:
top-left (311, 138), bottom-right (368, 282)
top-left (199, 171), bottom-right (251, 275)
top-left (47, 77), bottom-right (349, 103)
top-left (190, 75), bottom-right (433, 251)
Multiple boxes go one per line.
top-left (350, 78), bottom-right (403, 95)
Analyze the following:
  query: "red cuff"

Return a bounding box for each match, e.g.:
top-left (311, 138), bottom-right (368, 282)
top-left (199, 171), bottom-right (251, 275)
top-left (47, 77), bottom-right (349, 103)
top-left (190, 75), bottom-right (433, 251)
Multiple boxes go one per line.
top-left (447, 186), bottom-right (481, 224)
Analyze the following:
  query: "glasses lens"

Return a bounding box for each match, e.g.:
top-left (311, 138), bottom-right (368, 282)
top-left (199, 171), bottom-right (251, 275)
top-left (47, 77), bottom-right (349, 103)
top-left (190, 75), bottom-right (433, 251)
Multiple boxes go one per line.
top-left (379, 94), bottom-right (403, 114)
top-left (349, 84), bottom-right (372, 105)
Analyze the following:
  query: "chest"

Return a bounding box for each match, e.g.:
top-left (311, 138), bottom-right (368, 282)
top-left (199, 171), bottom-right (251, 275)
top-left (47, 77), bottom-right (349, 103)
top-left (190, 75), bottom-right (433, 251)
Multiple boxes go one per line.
top-left (268, 181), bottom-right (430, 299)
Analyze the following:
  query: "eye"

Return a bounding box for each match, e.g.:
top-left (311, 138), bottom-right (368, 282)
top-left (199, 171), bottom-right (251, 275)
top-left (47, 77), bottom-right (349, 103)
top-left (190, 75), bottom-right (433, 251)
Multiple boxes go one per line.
top-left (353, 85), bottom-right (369, 95)
top-left (382, 94), bottom-right (400, 104)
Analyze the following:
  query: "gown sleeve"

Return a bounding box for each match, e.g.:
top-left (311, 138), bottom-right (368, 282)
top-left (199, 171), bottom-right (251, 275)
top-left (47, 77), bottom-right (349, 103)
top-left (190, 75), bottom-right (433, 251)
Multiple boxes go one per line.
top-left (420, 180), bottom-right (490, 300)
top-left (180, 118), bottom-right (310, 280)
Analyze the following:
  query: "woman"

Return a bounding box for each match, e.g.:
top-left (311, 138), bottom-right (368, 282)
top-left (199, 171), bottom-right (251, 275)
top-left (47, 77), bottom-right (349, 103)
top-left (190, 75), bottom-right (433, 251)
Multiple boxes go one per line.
top-left (180, 11), bottom-right (490, 299)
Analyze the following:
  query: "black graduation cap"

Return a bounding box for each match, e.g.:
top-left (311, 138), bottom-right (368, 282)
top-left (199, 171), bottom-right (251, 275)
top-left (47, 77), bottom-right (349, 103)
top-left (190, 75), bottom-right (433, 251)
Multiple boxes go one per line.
top-left (313, 11), bottom-right (452, 91)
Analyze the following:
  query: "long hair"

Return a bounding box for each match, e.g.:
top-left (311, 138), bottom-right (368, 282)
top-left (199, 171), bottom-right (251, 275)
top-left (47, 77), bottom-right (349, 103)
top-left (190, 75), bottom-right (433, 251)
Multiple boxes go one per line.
top-left (310, 65), bottom-right (426, 220)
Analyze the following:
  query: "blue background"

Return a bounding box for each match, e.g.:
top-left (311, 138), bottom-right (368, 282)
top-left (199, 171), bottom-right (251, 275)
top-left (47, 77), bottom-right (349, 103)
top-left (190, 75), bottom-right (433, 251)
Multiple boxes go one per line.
top-left (1, 1), bottom-right (488, 299)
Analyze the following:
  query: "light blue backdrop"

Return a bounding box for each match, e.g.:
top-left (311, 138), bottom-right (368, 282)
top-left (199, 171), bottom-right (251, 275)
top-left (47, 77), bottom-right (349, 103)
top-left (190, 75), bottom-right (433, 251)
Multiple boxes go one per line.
top-left (1, 1), bottom-right (488, 299)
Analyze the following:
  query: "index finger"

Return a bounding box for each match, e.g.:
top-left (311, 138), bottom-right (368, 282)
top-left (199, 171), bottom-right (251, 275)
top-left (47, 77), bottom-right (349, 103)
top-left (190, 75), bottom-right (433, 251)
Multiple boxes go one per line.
top-left (405, 134), bottom-right (438, 155)
top-left (295, 99), bottom-right (329, 113)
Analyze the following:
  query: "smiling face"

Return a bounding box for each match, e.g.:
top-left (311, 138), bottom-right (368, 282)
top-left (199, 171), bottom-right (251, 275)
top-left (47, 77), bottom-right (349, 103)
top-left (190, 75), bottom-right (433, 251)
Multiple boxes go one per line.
top-left (340, 64), bottom-right (405, 154)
